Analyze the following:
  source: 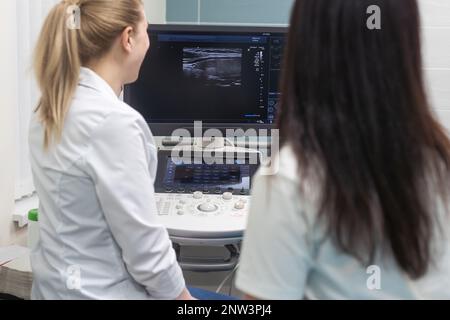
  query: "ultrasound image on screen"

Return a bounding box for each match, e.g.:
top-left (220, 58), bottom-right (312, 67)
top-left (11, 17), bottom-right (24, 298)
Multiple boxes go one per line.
top-left (183, 48), bottom-right (242, 87)
top-left (124, 29), bottom-right (287, 125)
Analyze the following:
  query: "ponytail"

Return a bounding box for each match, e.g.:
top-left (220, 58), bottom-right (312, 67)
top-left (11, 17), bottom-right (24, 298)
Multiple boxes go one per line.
top-left (34, 0), bottom-right (143, 149)
top-left (34, 2), bottom-right (81, 148)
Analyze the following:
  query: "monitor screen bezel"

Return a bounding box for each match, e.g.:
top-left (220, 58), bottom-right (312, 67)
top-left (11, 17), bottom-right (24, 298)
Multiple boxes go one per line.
top-left (124, 24), bottom-right (288, 137)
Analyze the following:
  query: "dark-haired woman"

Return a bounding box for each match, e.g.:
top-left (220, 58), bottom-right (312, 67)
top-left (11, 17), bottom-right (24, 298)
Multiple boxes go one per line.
top-left (235, 0), bottom-right (450, 299)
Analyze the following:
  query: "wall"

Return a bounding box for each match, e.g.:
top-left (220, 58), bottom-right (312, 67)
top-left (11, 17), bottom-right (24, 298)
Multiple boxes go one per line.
top-left (420, 0), bottom-right (450, 131)
top-left (0, 1), bottom-right (24, 246)
top-left (144, 0), bottom-right (166, 24)
top-left (166, 0), bottom-right (292, 25)
top-left (165, 0), bottom-right (450, 130)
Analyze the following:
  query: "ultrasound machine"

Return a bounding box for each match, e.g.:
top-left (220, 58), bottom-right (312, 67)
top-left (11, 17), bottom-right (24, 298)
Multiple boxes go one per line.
top-left (124, 24), bottom-right (287, 272)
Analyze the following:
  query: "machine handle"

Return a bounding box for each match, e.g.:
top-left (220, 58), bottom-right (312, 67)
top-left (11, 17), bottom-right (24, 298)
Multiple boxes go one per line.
top-left (178, 257), bottom-right (239, 272)
top-left (175, 244), bottom-right (240, 272)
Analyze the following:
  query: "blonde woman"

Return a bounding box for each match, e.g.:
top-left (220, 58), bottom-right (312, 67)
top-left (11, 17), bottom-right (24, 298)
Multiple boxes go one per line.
top-left (29, 0), bottom-right (193, 300)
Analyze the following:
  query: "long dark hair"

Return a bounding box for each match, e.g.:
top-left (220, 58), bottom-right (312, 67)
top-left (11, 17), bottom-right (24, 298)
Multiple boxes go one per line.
top-left (277, 0), bottom-right (450, 279)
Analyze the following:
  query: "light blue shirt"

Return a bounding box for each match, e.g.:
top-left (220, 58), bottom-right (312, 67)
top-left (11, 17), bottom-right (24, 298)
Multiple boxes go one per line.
top-left (235, 146), bottom-right (450, 299)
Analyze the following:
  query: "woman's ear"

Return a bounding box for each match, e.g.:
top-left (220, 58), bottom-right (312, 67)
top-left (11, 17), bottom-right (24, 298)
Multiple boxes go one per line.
top-left (121, 26), bottom-right (134, 53)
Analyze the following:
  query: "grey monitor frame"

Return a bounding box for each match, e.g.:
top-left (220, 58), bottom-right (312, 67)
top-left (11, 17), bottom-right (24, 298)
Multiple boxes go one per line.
top-left (124, 24), bottom-right (288, 137)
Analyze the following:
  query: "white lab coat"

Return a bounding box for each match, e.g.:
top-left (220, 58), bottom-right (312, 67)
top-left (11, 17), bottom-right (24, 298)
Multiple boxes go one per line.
top-left (29, 67), bottom-right (185, 300)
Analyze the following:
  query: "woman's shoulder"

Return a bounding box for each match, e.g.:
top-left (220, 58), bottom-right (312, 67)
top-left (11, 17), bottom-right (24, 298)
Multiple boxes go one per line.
top-left (250, 144), bottom-right (322, 239)
top-left (278, 144), bottom-right (300, 178)
top-left (94, 101), bottom-right (153, 142)
top-left (257, 144), bottom-right (300, 184)
top-left (115, 100), bottom-right (148, 126)
top-left (254, 143), bottom-right (322, 209)
top-left (66, 92), bottom-right (154, 150)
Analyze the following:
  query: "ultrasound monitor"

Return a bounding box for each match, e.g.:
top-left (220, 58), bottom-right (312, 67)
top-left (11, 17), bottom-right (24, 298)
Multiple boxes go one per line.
top-left (124, 24), bottom-right (287, 136)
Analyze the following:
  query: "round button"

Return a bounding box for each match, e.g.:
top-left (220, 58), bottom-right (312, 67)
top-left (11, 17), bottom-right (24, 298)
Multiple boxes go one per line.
top-left (177, 210), bottom-right (185, 216)
top-left (198, 203), bottom-right (219, 213)
top-left (234, 201), bottom-right (246, 210)
top-left (179, 200), bottom-right (187, 205)
top-left (193, 191), bottom-right (203, 199)
top-left (222, 192), bottom-right (233, 201)
top-left (176, 204), bottom-right (183, 210)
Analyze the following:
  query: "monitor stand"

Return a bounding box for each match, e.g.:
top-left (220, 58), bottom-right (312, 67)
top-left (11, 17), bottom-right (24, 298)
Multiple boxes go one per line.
top-left (160, 136), bottom-right (226, 149)
top-left (159, 136), bottom-right (271, 159)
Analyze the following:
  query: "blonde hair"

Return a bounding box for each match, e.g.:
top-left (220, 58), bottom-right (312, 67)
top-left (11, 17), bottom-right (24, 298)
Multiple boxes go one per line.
top-left (34, 0), bottom-right (144, 148)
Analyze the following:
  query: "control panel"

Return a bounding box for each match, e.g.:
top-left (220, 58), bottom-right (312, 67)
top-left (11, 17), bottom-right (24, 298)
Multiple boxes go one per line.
top-left (155, 191), bottom-right (250, 239)
top-left (154, 150), bottom-right (259, 239)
